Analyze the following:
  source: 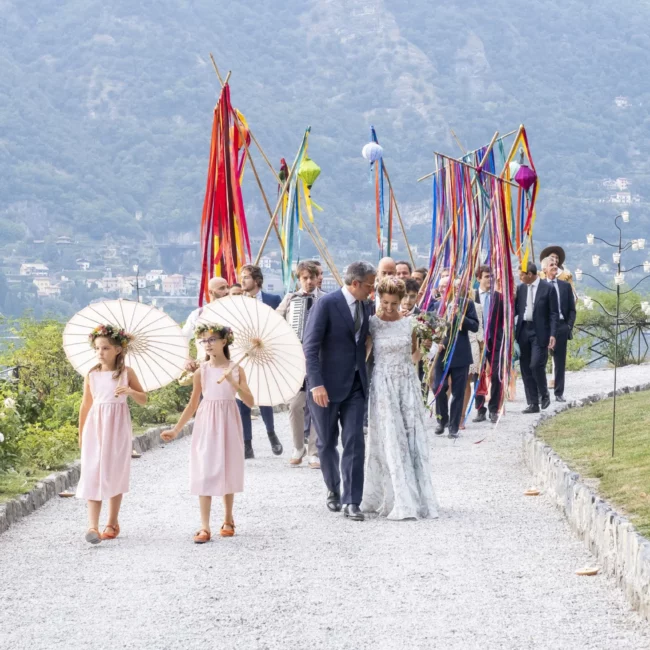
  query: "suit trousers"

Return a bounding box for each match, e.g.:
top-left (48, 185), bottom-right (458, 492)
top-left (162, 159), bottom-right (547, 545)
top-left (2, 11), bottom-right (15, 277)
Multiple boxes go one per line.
top-left (552, 321), bottom-right (570, 397)
top-left (288, 389), bottom-right (318, 456)
top-left (518, 322), bottom-right (549, 406)
top-left (434, 364), bottom-right (469, 433)
top-left (309, 372), bottom-right (366, 505)
top-left (475, 355), bottom-right (502, 415)
top-left (237, 400), bottom-right (274, 442)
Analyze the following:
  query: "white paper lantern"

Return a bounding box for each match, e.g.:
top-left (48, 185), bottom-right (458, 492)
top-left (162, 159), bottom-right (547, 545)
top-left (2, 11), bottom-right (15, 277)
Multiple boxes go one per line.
top-left (575, 268), bottom-right (583, 281)
top-left (587, 234), bottom-right (595, 245)
top-left (613, 252), bottom-right (621, 264)
top-left (622, 211), bottom-right (630, 223)
top-left (592, 254), bottom-right (600, 266)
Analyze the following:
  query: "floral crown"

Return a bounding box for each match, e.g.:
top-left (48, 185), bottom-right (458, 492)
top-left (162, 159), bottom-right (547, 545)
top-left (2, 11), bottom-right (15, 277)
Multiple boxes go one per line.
top-left (195, 323), bottom-right (235, 345)
top-left (89, 324), bottom-right (133, 349)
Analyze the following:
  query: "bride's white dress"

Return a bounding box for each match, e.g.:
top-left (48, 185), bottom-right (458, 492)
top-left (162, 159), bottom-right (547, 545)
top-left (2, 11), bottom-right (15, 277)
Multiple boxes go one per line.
top-left (361, 316), bottom-right (439, 520)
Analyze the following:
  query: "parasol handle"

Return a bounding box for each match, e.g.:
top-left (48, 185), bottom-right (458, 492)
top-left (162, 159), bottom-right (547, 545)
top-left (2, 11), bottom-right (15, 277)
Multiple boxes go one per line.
top-left (216, 352), bottom-right (249, 384)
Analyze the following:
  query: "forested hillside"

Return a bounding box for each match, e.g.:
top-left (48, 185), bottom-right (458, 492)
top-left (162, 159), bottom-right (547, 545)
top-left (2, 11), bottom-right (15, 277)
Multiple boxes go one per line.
top-left (2, 0), bottom-right (649, 261)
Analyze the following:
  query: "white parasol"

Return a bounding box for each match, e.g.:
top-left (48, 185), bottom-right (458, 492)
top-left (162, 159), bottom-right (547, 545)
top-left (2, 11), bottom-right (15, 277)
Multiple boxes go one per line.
top-left (198, 295), bottom-right (305, 406)
top-left (63, 299), bottom-right (189, 391)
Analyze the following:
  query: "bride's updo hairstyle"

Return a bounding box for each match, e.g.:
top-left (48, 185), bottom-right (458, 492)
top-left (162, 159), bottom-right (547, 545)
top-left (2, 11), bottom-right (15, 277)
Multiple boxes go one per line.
top-left (376, 277), bottom-right (406, 300)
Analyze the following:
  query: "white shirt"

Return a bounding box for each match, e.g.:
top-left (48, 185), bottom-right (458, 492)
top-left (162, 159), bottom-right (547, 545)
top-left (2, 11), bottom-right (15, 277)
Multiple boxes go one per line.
top-left (524, 277), bottom-right (540, 322)
top-left (342, 286), bottom-right (363, 343)
top-left (547, 279), bottom-right (565, 320)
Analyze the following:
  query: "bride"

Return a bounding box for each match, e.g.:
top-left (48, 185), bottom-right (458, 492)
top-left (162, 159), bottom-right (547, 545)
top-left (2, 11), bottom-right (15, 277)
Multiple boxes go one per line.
top-left (361, 277), bottom-right (439, 520)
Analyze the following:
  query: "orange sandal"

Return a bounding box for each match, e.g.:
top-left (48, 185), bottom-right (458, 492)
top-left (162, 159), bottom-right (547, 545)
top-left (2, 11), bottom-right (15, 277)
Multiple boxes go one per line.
top-left (101, 523), bottom-right (120, 540)
top-left (193, 529), bottom-right (211, 544)
top-left (220, 522), bottom-right (236, 538)
top-left (85, 528), bottom-right (102, 545)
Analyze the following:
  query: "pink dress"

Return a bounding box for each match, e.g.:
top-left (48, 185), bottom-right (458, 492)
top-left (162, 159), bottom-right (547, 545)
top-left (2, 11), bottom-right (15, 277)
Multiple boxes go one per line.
top-left (76, 370), bottom-right (132, 501)
top-left (190, 363), bottom-right (245, 496)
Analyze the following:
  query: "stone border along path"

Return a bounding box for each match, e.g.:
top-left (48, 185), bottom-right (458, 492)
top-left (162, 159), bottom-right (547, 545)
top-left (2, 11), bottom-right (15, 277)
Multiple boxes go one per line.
top-left (1, 366), bottom-right (649, 649)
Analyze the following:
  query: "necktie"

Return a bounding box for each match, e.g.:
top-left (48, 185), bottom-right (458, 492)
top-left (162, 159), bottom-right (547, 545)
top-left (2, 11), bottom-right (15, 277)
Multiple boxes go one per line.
top-left (354, 300), bottom-right (361, 334)
top-left (483, 293), bottom-right (491, 323)
top-left (551, 280), bottom-right (563, 319)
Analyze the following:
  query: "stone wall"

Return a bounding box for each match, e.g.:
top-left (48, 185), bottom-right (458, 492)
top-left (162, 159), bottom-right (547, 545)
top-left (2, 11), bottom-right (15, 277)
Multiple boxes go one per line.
top-left (523, 382), bottom-right (650, 620)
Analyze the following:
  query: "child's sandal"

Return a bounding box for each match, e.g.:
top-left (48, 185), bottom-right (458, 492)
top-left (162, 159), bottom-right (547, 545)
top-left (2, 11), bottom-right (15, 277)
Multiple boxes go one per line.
top-left (220, 522), bottom-right (236, 538)
top-left (101, 523), bottom-right (120, 540)
top-left (85, 528), bottom-right (102, 545)
top-left (193, 529), bottom-right (211, 544)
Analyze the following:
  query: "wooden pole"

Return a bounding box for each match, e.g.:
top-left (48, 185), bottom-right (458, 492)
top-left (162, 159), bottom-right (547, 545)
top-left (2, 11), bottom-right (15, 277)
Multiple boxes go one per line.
top-left (302, 219), bottom-right (343, 286)
top-left (254, 129), bottom-right (309, 265)
top-left (381, 165), bottom-right (416, 268)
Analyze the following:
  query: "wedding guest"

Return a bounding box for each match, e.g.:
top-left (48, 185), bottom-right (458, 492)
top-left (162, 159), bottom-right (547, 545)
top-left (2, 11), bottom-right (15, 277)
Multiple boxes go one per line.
top-left (462, 290), bottom-right (484, 429)
top-left (412, 267), bottom-right (428, 287)
top-left (515, 262), bottom-right (558, 413)
top-left (361, 278), bottom-right (438, 520)
top-left (161, 324), bottom-right (253, 543)
top-left (432, 283), bottom-right (480, 438)
top-left (229, 283), bottom-right (243, 296)
top-left (395, 260), bottom-right (412, 280)
top-left (544, 258), bottom-right (576, 403)
top-left (238, 264), bottom-right (283, 459)
top-left (376, 257), bottom-right (397, 280)
top-left (182, 277), bottom-right (229, 360)
top-left (400, 278), bottom-right (421, 316)
top-left (77, 325), bottom-right (147, 544)
top-left (277, 260), bottom-right (325, 469)
top-left (312, 260), bottom-right (325, 291)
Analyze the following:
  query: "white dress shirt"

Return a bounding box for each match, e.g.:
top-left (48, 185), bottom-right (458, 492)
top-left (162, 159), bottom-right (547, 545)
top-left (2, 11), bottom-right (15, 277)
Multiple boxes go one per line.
top-left (547, 279), bottom-right (564, 320)
top-left (524, 277), bottom-right (540, 322)
top-left (342, 286), bottom-right (363, 342)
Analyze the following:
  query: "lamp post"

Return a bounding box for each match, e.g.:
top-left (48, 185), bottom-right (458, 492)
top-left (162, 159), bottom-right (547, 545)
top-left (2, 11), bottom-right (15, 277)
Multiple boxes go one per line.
top-left (575, 211), bottom-right (650, 456)
top-left (133, 263), bottom-right (140, 302)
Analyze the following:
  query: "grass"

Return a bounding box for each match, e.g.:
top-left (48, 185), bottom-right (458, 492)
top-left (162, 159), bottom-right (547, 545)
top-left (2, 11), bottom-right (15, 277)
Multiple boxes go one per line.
top-left (537, 390), bottom-right (650, 537)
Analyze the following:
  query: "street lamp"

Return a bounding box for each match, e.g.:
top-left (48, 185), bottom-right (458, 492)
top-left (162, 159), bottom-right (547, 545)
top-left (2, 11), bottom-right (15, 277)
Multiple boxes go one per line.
top-left (575, 211), bottom-right (650, 457)
top-left (133, 263), bottom-right (140, 302)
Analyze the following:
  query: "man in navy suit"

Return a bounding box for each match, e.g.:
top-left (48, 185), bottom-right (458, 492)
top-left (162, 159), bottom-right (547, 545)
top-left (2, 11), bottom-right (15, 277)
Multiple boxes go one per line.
top-left (432, 288), bottom-right (480, 439)
top-left (544, 258), bottom-right (576, 403)
top-left (303, 261), bottom-right (376, 521)
top-left (239, 264), bottom-right (283, 459)
top-left (515, 263), bottom-right (558, 413)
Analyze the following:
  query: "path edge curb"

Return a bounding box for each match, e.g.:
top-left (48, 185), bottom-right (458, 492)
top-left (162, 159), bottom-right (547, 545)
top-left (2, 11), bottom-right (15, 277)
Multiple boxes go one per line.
top-left (0, 421), bottom-right (194, 536)
top-left (523, 380), bottom-right (650, 620)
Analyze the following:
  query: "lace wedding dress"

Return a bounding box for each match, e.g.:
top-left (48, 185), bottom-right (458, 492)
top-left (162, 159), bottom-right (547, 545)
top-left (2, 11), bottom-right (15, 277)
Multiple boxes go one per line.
top-left (361, 316), bottom-right (439, 520)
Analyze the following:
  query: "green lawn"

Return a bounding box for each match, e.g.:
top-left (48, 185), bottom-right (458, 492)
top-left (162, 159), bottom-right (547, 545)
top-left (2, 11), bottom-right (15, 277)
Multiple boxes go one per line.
top-left (537, 391), bottom-right (650, 536)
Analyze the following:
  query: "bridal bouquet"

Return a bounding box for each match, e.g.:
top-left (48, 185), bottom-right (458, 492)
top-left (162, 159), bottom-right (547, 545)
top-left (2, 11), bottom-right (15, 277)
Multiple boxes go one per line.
top-left (413, 313), bottom-right (449, 409)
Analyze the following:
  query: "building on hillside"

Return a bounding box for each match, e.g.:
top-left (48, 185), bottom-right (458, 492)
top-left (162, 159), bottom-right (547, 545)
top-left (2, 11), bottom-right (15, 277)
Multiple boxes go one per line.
top-left (146, 270), bottom-right (165, 283)
top-left (33, 277), bottom-right (61, 298)
top-left (162, 274), bottom-right (185, 295)
top-left (614, 96), bottom-right (630, 108)
top-left (321, 276), bottom-right (339, 293)
top-left (263, 274), bottom-right (284, 295)
top-left (20, 263), bottom-right (49, 277)
top-left (76, 258), bottom-right (91, 271)
top-left (259, 256), bottom-right (273, 270)
top-left (56, 235), bottom-right (73, 246)
top-left (102, 276), bottom-right (120, 292)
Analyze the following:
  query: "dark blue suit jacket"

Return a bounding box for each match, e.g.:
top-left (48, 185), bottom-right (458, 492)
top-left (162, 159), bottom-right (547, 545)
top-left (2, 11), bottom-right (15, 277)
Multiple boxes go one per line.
top-left (260, 291), bottom-right (281, 309)
top-left (515, 280), bottom-right (558, 347)
top-left (432, 299), bottom-right (480, 369)
top-left (302, 289), bottom-right (370, 402)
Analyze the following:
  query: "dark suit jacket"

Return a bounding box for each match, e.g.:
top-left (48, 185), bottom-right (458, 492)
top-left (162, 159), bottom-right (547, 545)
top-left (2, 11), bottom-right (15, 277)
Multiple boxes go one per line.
top-left (433, 299), bottom-right (480, 369)
top-left (514, 279), bottom-right (558, 347)
top-left (260, 291), bottom-right (282, 309)
top-left (303, 289), bottom-right (371, 402)
top-left (548, 279), bottom-right (576, 339)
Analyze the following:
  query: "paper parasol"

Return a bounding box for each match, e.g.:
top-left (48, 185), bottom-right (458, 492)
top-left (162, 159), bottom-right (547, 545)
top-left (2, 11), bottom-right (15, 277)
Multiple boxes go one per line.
top-left (63, 300), bottom-right (189, 391)
top-left (197, 295), bottom-right (305, 406)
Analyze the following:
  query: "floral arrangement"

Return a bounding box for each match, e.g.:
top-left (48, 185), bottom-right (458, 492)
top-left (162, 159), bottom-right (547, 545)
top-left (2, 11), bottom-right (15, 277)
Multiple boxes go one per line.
top-left (413, 312), bottom-right (449, 411)
top-left (88, 324), bottom-right (133, 349)
top-left (195, 323), bottom-right (235, 345)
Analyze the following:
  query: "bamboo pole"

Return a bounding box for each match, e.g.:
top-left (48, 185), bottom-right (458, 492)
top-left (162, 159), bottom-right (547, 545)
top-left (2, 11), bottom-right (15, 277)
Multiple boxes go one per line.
top-left (302, 219), bottom-right (343, 286)
top-left (254, 129), bottom-right (309, 265)
top-left (381, 165), bottom-right (416, 268)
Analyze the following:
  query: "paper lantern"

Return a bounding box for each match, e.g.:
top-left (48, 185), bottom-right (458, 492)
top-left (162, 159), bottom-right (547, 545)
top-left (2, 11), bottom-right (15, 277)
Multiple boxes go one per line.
top-left (514, 164), bottom-right (537, 191)
top-left (362, 142), bottom-right (383, 164)
top-left (298, 158), bottom-right (321, 189)
top-left (508, 161), bottom-right (521, 178)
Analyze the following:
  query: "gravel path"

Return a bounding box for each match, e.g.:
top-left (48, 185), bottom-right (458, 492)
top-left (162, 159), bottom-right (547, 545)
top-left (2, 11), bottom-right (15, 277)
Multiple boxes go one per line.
top-left (1, 365), bottom-right (650, 649)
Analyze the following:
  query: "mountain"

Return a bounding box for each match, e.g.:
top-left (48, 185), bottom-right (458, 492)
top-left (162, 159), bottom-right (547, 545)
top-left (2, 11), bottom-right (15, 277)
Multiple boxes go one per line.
top-left (2, 0), bottom-right (650, 274)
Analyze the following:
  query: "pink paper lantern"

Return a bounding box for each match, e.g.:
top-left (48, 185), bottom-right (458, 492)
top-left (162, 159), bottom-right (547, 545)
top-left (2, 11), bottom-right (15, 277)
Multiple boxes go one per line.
top-left (514, 164), bottom-right (538, 191)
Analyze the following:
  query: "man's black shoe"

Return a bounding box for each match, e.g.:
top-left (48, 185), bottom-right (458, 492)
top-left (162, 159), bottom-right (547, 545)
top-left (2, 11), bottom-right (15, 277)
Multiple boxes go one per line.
top-left (541, 396), bottom-right (551, 410)
top-left (472, 411), bottom-right (487, 423)
top-left (522, 405), bottom-right (540, 414)
top-left (434, 422), bottom-right (447, 435)
top-left (244, 441), bottom-right (255, 459)
top-left (489, 412), bottom-right (499, 424)
top-left (268, 431), bottom-right (283, 455)
top-left (343, 504), bottom-right (364, 521)
top-left (555, 395), bottom-right (566, 403)
top-left (447, 429), bottom-right (459, 439)
top-left (327, 491), bottom-right (342, 512)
